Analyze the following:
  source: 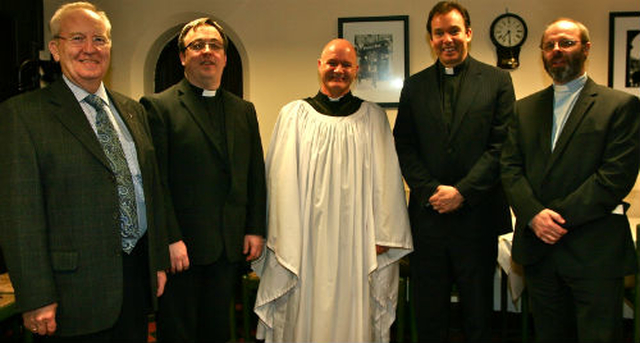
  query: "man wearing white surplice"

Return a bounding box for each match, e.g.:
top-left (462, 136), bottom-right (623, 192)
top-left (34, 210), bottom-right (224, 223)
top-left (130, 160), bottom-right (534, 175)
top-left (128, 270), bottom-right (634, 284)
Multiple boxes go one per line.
top-left (253, 39), bottom-right (413, 342)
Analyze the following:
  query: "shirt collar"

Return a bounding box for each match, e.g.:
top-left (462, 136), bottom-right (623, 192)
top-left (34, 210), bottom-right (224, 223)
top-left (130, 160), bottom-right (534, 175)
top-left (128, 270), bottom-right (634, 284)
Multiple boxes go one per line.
top-left (202, 89), bottom-right (217, 97)
top-left (553, 73), bottom-right (588, 93)
top-left (63, 74), bottom-right (109, 106)
top-left (317, 90), bottom-right (354, 103)
top-left (438, 57), bottom-right (468, 76)
top-left (187, 81), bottom-right (218, 97)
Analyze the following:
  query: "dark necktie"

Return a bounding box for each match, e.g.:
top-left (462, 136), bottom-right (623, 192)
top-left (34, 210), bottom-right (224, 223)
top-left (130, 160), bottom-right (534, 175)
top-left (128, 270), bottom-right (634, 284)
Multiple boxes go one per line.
top-left (84, 94), bottom-right (140, 254)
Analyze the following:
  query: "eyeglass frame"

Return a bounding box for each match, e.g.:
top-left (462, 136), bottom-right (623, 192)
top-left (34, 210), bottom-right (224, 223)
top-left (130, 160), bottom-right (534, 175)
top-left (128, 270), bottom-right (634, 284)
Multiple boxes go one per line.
top-left (54, 34), bottom-right (111, 48)
top-left (539, 39), bottom-right (585, 52)
top-left (178, 18), bottom-right (228, 53)
top-left (183, 39), bottom-right (225, 53)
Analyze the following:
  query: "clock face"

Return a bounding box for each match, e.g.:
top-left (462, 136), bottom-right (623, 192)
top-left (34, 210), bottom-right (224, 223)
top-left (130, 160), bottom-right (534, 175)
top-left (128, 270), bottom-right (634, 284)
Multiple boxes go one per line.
top-left (491, 14), bottom-right (527, 48)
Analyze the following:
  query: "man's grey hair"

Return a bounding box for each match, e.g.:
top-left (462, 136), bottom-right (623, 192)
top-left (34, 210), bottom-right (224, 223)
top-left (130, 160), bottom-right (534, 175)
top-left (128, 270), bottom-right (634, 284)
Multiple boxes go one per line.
top-left (50, 2), bottom-right (112, 38)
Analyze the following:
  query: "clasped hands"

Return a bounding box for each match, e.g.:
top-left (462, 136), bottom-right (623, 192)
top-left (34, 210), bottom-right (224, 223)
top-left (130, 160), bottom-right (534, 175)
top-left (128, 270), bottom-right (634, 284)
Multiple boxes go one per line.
top-left (428, 185), bottom-right (464, 213)
top-left (530, 208), bottom-right (567, 244)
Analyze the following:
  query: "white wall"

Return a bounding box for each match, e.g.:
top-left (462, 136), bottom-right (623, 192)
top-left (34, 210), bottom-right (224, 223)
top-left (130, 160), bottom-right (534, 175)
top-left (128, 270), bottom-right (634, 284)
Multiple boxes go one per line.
top-left (42, 0), bottom-right (639, 212)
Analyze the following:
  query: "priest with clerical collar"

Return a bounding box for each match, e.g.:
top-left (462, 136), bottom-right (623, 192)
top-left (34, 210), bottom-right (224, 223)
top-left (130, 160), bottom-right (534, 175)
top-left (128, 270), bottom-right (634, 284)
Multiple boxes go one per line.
top-left (253, 38), bottom-right (413, 343)
top-left (140, 17), bottom-right (266, 343)
top-left (393, 1), bottom-right (516, 341)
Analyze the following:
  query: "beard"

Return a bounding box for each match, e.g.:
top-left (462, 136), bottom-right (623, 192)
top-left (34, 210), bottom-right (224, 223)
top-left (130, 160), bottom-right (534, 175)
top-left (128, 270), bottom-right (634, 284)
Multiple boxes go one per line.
top-left (543, 50), bottom-right (586, 84)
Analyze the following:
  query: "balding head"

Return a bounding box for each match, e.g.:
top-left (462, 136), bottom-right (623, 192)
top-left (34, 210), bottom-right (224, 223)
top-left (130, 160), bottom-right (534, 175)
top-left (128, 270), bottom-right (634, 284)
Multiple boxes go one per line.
top-left (320, 39), bottom-right (357, 61)
top-left (317, 39), bottom-right (359, 98)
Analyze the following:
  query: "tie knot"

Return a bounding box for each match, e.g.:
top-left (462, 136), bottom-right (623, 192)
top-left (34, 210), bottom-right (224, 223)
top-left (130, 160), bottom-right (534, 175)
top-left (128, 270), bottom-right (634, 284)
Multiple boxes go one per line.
top-left (85, 94), bottom-right (105, 110)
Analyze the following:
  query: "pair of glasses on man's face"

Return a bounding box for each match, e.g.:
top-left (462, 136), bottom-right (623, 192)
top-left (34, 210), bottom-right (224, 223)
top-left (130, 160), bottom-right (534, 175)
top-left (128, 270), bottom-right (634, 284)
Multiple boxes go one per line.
top-left (55, 34), bottom-right (110, 48)
top-left (185, 39), bottom-right (224, 52)
top-left (540, 39), bottom-right (582, 52)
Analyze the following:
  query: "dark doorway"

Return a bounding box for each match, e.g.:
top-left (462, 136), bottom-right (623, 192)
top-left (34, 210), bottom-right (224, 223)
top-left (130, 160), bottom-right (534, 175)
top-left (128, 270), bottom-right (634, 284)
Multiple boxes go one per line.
top-left (154, 34), bottom-right (243, 97)
top-left (1, 0), bottom-right (45, 103)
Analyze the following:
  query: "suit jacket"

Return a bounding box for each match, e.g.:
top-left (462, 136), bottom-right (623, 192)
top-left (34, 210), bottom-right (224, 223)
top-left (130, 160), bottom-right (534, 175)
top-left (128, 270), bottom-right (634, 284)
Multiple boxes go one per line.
top-left (501, 78), bottom-right (640, 277)
top-left (140, 79), bottom-right (266, 265)
top-left (394, 57), bottom-right (514, 241)
top-left (0, 79), bottom-right (170, 336)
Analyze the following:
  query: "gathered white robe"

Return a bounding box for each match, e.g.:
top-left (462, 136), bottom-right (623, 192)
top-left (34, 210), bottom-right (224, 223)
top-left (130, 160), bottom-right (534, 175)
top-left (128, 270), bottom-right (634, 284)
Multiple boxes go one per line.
top-left (253, 99), bottom-right (413, 342)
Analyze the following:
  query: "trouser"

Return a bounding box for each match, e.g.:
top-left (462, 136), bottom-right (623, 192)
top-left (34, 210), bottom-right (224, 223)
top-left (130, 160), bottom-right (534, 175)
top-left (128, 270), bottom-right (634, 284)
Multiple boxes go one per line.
top-left (411, 235), bottom-right (497, 342)
top-left (525, 254), bottom-right (624, 343)
top-left (156, 256), bottom-right (238, 343)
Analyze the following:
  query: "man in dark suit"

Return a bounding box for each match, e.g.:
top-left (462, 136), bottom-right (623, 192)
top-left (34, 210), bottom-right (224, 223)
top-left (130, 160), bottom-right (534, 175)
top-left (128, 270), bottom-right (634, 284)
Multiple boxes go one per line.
top-left (501, 18), bottom-right (640, 342)
top-left (393, 1), bottom-right (514, 341)
top-left (140, 18), bottom-right (266, 343)
top-left (0, 2), bottom-right (169, 342)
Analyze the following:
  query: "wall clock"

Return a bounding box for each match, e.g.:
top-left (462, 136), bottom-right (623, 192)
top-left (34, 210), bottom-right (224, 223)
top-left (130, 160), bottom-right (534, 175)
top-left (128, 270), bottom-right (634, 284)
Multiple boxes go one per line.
top-left (490, 13), bottom-right (528, 69)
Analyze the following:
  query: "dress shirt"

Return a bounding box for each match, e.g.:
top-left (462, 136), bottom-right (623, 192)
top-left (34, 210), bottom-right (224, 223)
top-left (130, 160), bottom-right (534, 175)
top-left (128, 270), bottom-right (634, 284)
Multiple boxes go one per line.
top-left (551, 73), bottom-right (587, 150)
top-left (438, 58), bottom-right (469, 128)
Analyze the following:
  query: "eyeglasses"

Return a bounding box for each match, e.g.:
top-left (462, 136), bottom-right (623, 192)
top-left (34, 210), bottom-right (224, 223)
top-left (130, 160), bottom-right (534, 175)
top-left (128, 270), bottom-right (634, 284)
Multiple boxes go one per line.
top-left (55, 34), bottom-right (110, 48)
top-left (540, 39), bottom-right (582, 52)
top-left (184, 39), bottom-right (224, 52)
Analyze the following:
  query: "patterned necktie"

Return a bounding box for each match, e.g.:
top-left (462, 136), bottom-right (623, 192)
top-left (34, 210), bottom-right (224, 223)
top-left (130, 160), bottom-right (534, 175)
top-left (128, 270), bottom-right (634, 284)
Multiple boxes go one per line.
top-left (84, 94), bottom-right (140, 254)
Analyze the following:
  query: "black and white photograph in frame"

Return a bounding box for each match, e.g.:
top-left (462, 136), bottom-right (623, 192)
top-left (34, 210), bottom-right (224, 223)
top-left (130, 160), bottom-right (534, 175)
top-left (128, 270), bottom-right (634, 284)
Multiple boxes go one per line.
top-left (608, 11), bottom-right (640, 95)
top-left (339, 16), bottom-right (409, 107)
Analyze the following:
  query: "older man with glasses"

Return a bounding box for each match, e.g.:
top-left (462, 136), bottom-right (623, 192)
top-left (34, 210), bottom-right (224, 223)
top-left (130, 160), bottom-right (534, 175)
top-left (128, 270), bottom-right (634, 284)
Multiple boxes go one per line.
top-left (0, 2), bottom-right (170, 342)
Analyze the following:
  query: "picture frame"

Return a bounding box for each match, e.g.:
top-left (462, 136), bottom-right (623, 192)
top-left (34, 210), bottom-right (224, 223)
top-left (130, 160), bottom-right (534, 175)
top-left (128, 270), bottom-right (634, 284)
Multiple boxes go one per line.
top-left (608, 11), bottom-right (640, 95)
top-left (338, 15), bottom-right (409, 107)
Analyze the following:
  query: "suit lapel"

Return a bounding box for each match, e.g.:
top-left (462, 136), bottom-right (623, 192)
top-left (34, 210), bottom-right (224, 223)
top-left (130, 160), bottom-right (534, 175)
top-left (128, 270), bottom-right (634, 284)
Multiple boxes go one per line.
top-left (48, 80), bottom-right (112, 170)
top-left (178, 79), bottom-right (228, 160)
top-left (546, 79), bottom-right (596, 170)
top-left (537, 86), bottom-right (554, 160)
top-left (449, 58), bottom-right (480, 139)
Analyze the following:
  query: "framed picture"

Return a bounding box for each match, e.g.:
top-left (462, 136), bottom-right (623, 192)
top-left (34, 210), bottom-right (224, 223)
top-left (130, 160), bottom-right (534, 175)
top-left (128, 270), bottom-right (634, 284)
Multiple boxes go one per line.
top-left (608, 11), bottom-right (640, 95)
top-left (338, 15), bottom-right (409, 107)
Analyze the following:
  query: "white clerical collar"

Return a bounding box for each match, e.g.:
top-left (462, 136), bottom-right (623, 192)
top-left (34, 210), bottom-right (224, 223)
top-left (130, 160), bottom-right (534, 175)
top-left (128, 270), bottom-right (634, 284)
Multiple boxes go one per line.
top-left (444, 67), bottom-right (455, 75)
top-left (553, 73), bottom-right (587, 93)
top-left (202, 89), bottom-right (217, 97)
top-left (328, 95), bottom-right (343, 102)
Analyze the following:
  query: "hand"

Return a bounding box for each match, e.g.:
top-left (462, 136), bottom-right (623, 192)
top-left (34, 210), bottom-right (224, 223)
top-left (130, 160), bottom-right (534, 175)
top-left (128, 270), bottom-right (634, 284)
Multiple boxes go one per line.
top-left (376, 245), bottom-right (390, 255)
top-left (23, 303), bottom-right (57, 336)
top-left (169, 240), bottom-right (189, 273)
top-left (530, 209), bottom-right (567, 244)
top-left (243, 234), bottom-right (264, 261)
top-left (428, 185), bottom-right (464, 213)
top-left (157, 270), bottom-right (167, 297)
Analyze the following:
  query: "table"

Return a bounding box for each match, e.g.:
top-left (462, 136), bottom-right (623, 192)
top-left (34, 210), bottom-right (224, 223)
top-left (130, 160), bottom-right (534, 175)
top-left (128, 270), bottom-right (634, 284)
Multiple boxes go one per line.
top-left (0, 273), bottom-right (16, 322)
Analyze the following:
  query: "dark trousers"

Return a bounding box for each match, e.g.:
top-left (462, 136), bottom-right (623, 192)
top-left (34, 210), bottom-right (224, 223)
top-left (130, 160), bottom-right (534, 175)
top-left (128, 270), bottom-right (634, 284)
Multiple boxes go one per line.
top-left (37, 235), bottom-right (152, 343)
top-left (156, 256), bottom-right (237, 343)
top-left (525, 253), bottom-right (624, 343)
top-left (411, 235), bottom-right (497, 343)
